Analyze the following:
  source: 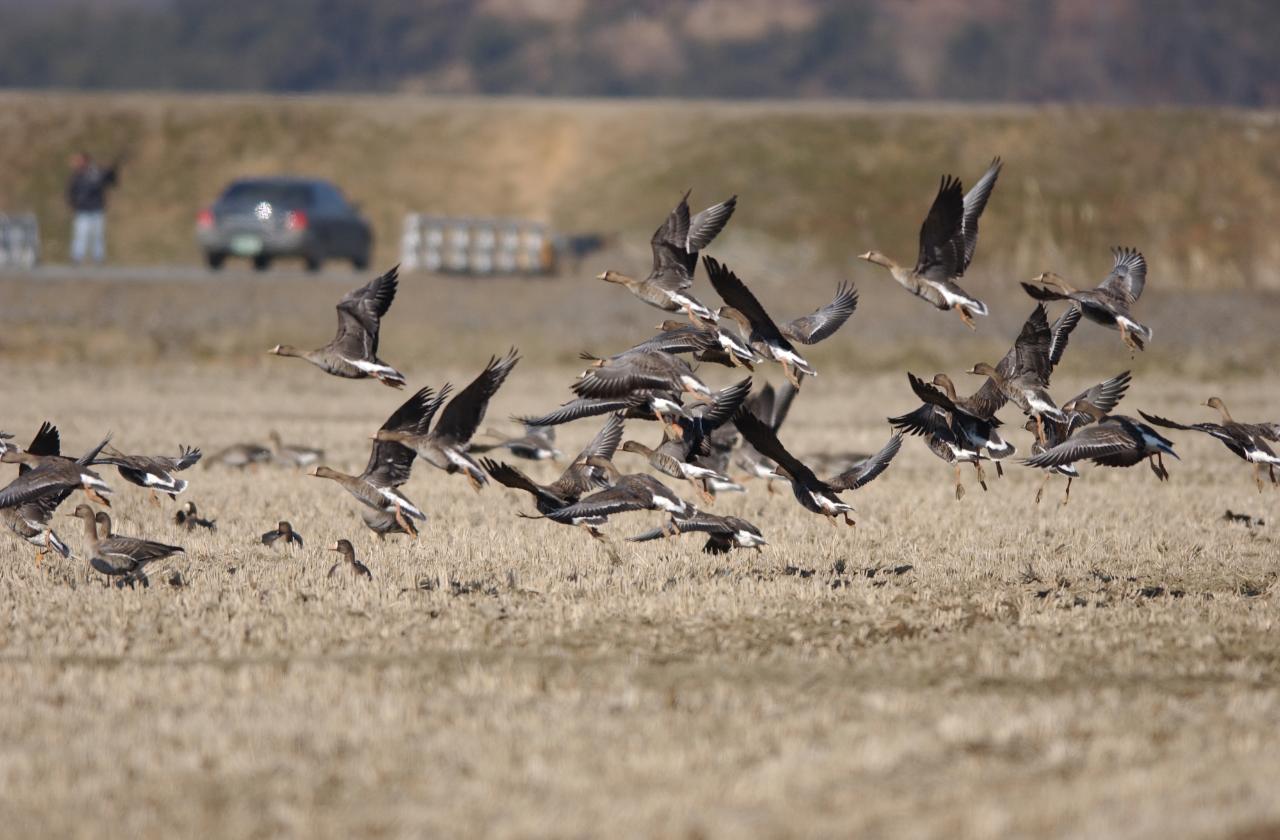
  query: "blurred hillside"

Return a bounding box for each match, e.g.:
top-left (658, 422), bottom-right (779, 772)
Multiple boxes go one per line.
top-left (2, 92), bottom-right (1279, 291)
top-left (0, 0), bottom-right (1278, 106)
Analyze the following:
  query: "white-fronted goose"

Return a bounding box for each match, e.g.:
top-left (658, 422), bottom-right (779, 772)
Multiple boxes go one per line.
top-left (1024, 371), bottom-right (1132, 503)
top-left (859, 158), bottom-right (1002, 328)
top-left (1023, 411), bottom-right (1178, 481)
top-left (1, 422), bottom-right (72, 564)
top-left (373, 350), bottom-right (520, 490)
top-left (309, 386), bottom-right (438, 538)
top-left (269, 266), bottom-right (407, 387)
top-left (599, 191), bottom-right (736, 323)
top-left (704, 257), bottom-right (815, 387)
top-left (626, 511), bottom-right (766, 554)
top-left (1139, 398), bottom-right (1280, 491)
top-left (327, 539), bottom-right (371, 580)
top-left (0, 434), bottom-right (113, 509)
top-left (541, 456), bottom-right (695, 535)
top-left (97, 443), bottom-right (201, 502)
top-left (889, 374), bottom-right (1005, 499)
top-left (268, 430), bottom-right (324, 468)
top-left (262, 520), bottom-right (304, 548)
top-left (70, 504), bottom-right (183, 586)
top-left (1024, 247), bottom-right (1152, 350)
top-left (967, 304), bottom-right (1070, 442)
top-left (619, 377), bottom-right (751, 502)
top-left (734, 408), bottom-right (901, 526)
top-left (204, 442), bottom-right (271, 470)
top-left (651, 319), bottom-right (758, 369)
top-left (517, 391), bottom-right (689, 429)
top-left (482, 414), bottom-right (625, 520)
top-left (572, 348), bottom-right (711, 405)
top-left (468, 422), bottom-right (562, 461)
top-left (174, 500), bottom-right (217, 531)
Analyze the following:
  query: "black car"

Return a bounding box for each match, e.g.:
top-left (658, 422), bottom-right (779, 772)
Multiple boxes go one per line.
top-left (197, 177), bottom-right (372, 271)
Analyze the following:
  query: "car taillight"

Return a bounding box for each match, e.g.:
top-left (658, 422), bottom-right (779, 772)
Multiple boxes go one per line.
top-left (196, 209), bottom-right (214, 230)
top-left (285, 210), bottom-right (308, 231)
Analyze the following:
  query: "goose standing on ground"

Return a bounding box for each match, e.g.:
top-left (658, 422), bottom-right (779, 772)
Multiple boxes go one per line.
top-left (482, 413), bottom-right (625, 520)
top-left (205, 442), bottom-right (271, 470)
top-left (598, 191), bottom-right (737, 324)
top-left (1, 422), bottom-right (72, 564)
top-left (859, 158), bottom-right (1002, 329)
top-left (269, 266), bottom-right (407, 387)
top-left (174, 500), bottom-right (217, 531)
top-left (262, 520), bottom-right (304, 548)
top-left (1023, 410), bottom-right (1178, 482)
top-left (704, 257), bottom-right (815, 387)
top-left (967, 304), bottom-right (1070, 443)
top-left (1024, 371), bottom-right (1132, 504)
top-left (469, 422), bottom-right (562, 461)
top-left (733, 408), bottom-right (902, 526)
top-left (309, 386), bottom-right (438, 538)
top-left (97, 443), bottom-right (201, 503)
top-left (70, 504), bottom-right (183, 586)
top-left (541, 456), bottom-right (696, 537)
top-left (0, 434), bottom-right (113, 509)
top-left (373, 350), bottom-right (520, 490)
top-left (1139, 398), bottom-right (1280, 491)
top-left (1023, 247), bottom-right (1152, 351)
top-left (269, 430), bottom-right (324, 468)
top-left (327, 539), bottom-right (371, 580)
top-left (626, 511), bottom-right (767, 555)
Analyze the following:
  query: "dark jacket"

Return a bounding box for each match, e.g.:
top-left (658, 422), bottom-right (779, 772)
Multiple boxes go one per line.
top-left (66, 164), bottom-right (118, 213)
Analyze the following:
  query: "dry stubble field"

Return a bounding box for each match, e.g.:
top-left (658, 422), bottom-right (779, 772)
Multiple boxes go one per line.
top-left (1, 270), bottom-right (1279, 839)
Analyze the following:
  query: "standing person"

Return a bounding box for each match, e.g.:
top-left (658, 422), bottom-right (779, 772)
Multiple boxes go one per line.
top-left (66, 152), bottom-right (121, 265)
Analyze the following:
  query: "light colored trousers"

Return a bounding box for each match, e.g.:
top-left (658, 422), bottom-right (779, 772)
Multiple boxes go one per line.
top-left (70, 211), bottom-right (106, 263)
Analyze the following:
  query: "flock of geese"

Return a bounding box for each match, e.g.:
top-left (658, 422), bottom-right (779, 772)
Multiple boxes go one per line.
top-left (3, 160), bottom-right (1279, 584)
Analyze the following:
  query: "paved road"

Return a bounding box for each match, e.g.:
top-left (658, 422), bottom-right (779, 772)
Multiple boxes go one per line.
top-left (0, 263), bottom-right (373, 283)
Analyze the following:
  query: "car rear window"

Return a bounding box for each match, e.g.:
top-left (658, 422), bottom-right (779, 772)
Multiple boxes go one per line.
top-left (218, 182), bottom-right (313, 211)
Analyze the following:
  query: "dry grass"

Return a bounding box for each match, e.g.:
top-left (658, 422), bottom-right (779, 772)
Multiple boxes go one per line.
top-left (2, 265), bottom-right (1279, 836)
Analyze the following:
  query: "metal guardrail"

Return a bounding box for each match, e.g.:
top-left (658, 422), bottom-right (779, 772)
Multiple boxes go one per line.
top-left (0, 213), bottom-right (40, 270)
top-left (400, 215), bottom-right (556, 275)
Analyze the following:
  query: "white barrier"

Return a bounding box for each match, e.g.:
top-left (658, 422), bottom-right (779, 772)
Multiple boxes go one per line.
top-left (400, 215), bottom-right (555, 275)
top-left (0, 213), bottom-right (40, 269)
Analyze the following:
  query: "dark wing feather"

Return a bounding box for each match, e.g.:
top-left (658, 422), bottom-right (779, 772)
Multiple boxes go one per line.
top-left (1048, 305), bottom-right (1082, 370)
top-left (781, 281), bottom-right (858, 345)
top-left (686, 195), bottom-right (737, 252)
top-left (1099, 247), bottom-right (1146, 303)
top-left (959, 157), bottom-right (1002, 273)
top-left (26, 422), bottom-right (60, 458)
top-left (888, 403), bottom-right (951, 438)
top-left (481, 458), bottom-right (569, 509)
top-left (703, 257), bottom-right (791, 348)
top-left (828, 434), bottom-right (903, 490)
top-left (1020, 282), bottom-right (1071, 302)
top-left (546, 486), bottom-right (652, 523)
top-left (1066, 372), bottom-right (1131, 418)
top-left (333, 266), bottom-right (398, 357)
top-left (1023, 423), bottom-right (1135, 468)
top-left (363, 385), bottom-right (441, 486)
top-left (517, 397), bottom-right (631, 427)
top-left (432, 350), bottom-right (520, 446)
top-left (770, 381), bottom-right (798, 430)
top-left (1136, 410), bottom-right (1199, 432)
top-left (743, 383), bottom-right (775, 425)
top-left (732, 406), bottom-right (824, 490)
top-left (1012, 305), bottom-right (1054, 384)
top-left (648, 193), bottom-right (694, 289)
top-left (914, 175), bottom-right (965, 280)
top-left (572, 365), bottom-right (676, 399)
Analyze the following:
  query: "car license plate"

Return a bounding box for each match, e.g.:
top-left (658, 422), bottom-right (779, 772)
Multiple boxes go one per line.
top-left (230, 234), bottom-right (263, 256)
